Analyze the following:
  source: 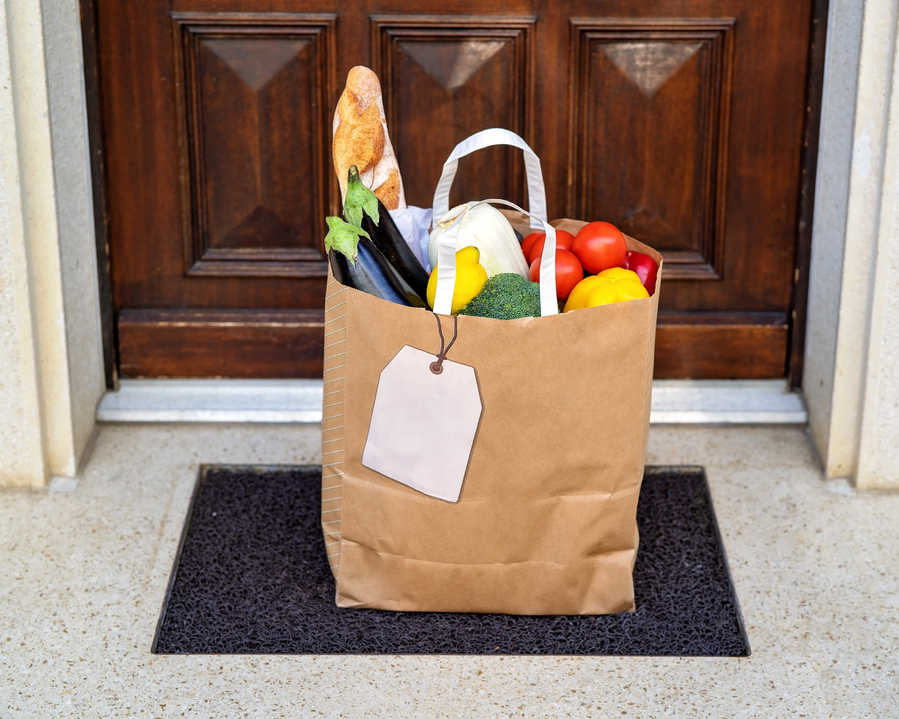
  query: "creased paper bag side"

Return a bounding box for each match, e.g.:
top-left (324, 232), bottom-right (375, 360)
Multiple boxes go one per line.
top-left (321, 274), bottom-right (348, 578)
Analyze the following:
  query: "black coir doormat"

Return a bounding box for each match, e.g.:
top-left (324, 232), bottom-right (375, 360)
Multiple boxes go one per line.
top-left (152, 466), bottom-right (749, 656)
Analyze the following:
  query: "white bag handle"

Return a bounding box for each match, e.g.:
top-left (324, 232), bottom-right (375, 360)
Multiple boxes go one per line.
top-left (432, 128), bottom-right (547, 229)
top-left (433, 199), bottom-right (558, 318)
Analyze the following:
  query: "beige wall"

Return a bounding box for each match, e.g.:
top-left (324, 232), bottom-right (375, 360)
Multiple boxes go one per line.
top-left (1, 0), bottom-right (898, 488)
top-left (0, 2), bottom-right (46, 487)
top-left (804, 0), bottom-right (899, 489)
top-left (855, 2), bottom-right (899, 490)
top-left (0, 0), bottom-right (104, 488)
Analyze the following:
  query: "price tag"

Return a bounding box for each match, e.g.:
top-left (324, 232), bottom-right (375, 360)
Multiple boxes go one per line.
top-left (362, 345), bottom-right (482, 502)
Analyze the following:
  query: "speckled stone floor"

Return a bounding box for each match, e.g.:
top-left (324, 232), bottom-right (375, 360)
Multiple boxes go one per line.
top-left (1, 423), bottom-right (897, 718)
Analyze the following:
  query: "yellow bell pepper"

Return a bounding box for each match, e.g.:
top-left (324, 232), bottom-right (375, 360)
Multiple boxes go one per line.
top-left (563, 275), bottom-right (604, 312)
top-left (584, 267), bottom-right (649, 307)
top-left (427, 246), bottom-right (489, 314)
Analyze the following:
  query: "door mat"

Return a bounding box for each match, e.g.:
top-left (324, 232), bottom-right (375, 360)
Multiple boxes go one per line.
top-left (152, 466), bottom-right (749, 656)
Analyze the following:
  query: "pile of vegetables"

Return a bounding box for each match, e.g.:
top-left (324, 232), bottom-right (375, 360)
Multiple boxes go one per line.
top-left (453, 219), bottom-right (658, 318)
top-left (519, 221), bottom-right (658, 309)
top-left (325, 175), bottom-right (657, 318)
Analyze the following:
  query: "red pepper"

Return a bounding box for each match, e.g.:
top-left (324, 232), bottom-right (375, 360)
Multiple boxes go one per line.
top-left (621, 251), bottom-right (658, 296)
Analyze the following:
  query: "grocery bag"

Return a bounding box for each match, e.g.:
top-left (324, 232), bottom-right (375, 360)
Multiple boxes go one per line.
top-left (321, 129), bottom-right (662, 615)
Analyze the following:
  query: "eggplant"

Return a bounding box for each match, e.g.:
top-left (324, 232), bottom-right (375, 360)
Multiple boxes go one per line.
top-left (360, 198), bottom-right (430, 300)
top-left (325, 217), bottom-right (427, 308)
top-left (344, 166), bottom-right (430, 302)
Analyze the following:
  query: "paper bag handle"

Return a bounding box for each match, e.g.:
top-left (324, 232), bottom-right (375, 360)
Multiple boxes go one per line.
top-left (432, 129), bottom-right (547, 229)
top-left (433, 199), bottom-right (558, 318)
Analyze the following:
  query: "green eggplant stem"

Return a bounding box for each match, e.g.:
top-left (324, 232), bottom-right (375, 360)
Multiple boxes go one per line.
top-left (344, 165), bottom-right (380, 229)
top-left (324, 216), bottom-right (369, 266)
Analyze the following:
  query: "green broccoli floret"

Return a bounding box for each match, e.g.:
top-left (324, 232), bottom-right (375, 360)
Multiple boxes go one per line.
top-left (457, 273), bottom-right (541, 320)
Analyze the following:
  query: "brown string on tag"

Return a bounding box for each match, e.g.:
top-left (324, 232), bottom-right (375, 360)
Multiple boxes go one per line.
top-left (430, 315), bottom-right (459, 375)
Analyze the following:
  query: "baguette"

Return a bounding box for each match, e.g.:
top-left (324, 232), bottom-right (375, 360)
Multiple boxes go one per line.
top-left (332, 66), bottom-right (406, 211)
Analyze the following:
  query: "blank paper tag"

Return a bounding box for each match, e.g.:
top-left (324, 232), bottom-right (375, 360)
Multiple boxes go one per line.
top-left (362, 345), bottom-right (482, 502)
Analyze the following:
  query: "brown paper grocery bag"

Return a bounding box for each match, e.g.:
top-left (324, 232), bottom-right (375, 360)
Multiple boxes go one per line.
top-left (320, 228), bottom-right (661, 615)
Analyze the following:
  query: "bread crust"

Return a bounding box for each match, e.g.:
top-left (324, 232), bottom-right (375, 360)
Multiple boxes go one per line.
top-left (333, 66), bottom-right (406, 210)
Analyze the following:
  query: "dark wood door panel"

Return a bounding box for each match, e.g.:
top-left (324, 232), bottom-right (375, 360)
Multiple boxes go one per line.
top-left (116, 310), bottom-right (788, 380)
top-left (173, 12), bottom-right (336, 278)
top-left (655, 313), bottom-right (788, 379)
top-left (569, 19), bottom-right (734, 283)
top-left (98, 0), bottom-right (814, 379)
top-left (567, 8), bottom-right (808, 314)
top-left (100, 3), bottom-right (338, 312)
top-left (372, 15), bottom-right (534, 211)
top-left (118, 309), bottom-right (324, 378)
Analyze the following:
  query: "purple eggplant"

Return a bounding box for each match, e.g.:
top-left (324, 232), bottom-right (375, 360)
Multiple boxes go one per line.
top-left (324, 217), bottom-right (427, 308)
top-left (344, 166), bottom-right (430, 300)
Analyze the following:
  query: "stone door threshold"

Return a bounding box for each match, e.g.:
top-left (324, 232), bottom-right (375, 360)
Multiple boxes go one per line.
top-left (96, 379), bottom-right (807, 425)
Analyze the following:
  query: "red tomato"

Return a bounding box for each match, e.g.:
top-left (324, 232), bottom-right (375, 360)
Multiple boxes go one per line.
top-left (572, 221), bottom-right (627, 274)
top-left (527, 230), bottom-right (574, 264)
top-left (520, 232), bottom-right (543, 261)
top-left (528, 249), bottom-right (584, 301)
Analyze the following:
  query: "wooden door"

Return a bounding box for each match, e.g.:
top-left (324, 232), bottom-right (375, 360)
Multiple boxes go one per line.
top-left (96, 0), bottom-right (813, 379)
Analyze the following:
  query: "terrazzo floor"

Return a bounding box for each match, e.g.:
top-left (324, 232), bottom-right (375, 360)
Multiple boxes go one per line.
top-left (1, 423), bottom-right (897, 718)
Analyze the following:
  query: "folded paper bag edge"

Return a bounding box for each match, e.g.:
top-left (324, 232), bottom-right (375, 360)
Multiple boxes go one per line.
top-left (334, 539), bottom-right (639, 615)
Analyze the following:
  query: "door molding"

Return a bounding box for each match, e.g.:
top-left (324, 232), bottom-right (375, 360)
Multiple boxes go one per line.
top-left (788, 0), bottom-right (830, 388)
top-left (80, 0), bottom-right (117, 389)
